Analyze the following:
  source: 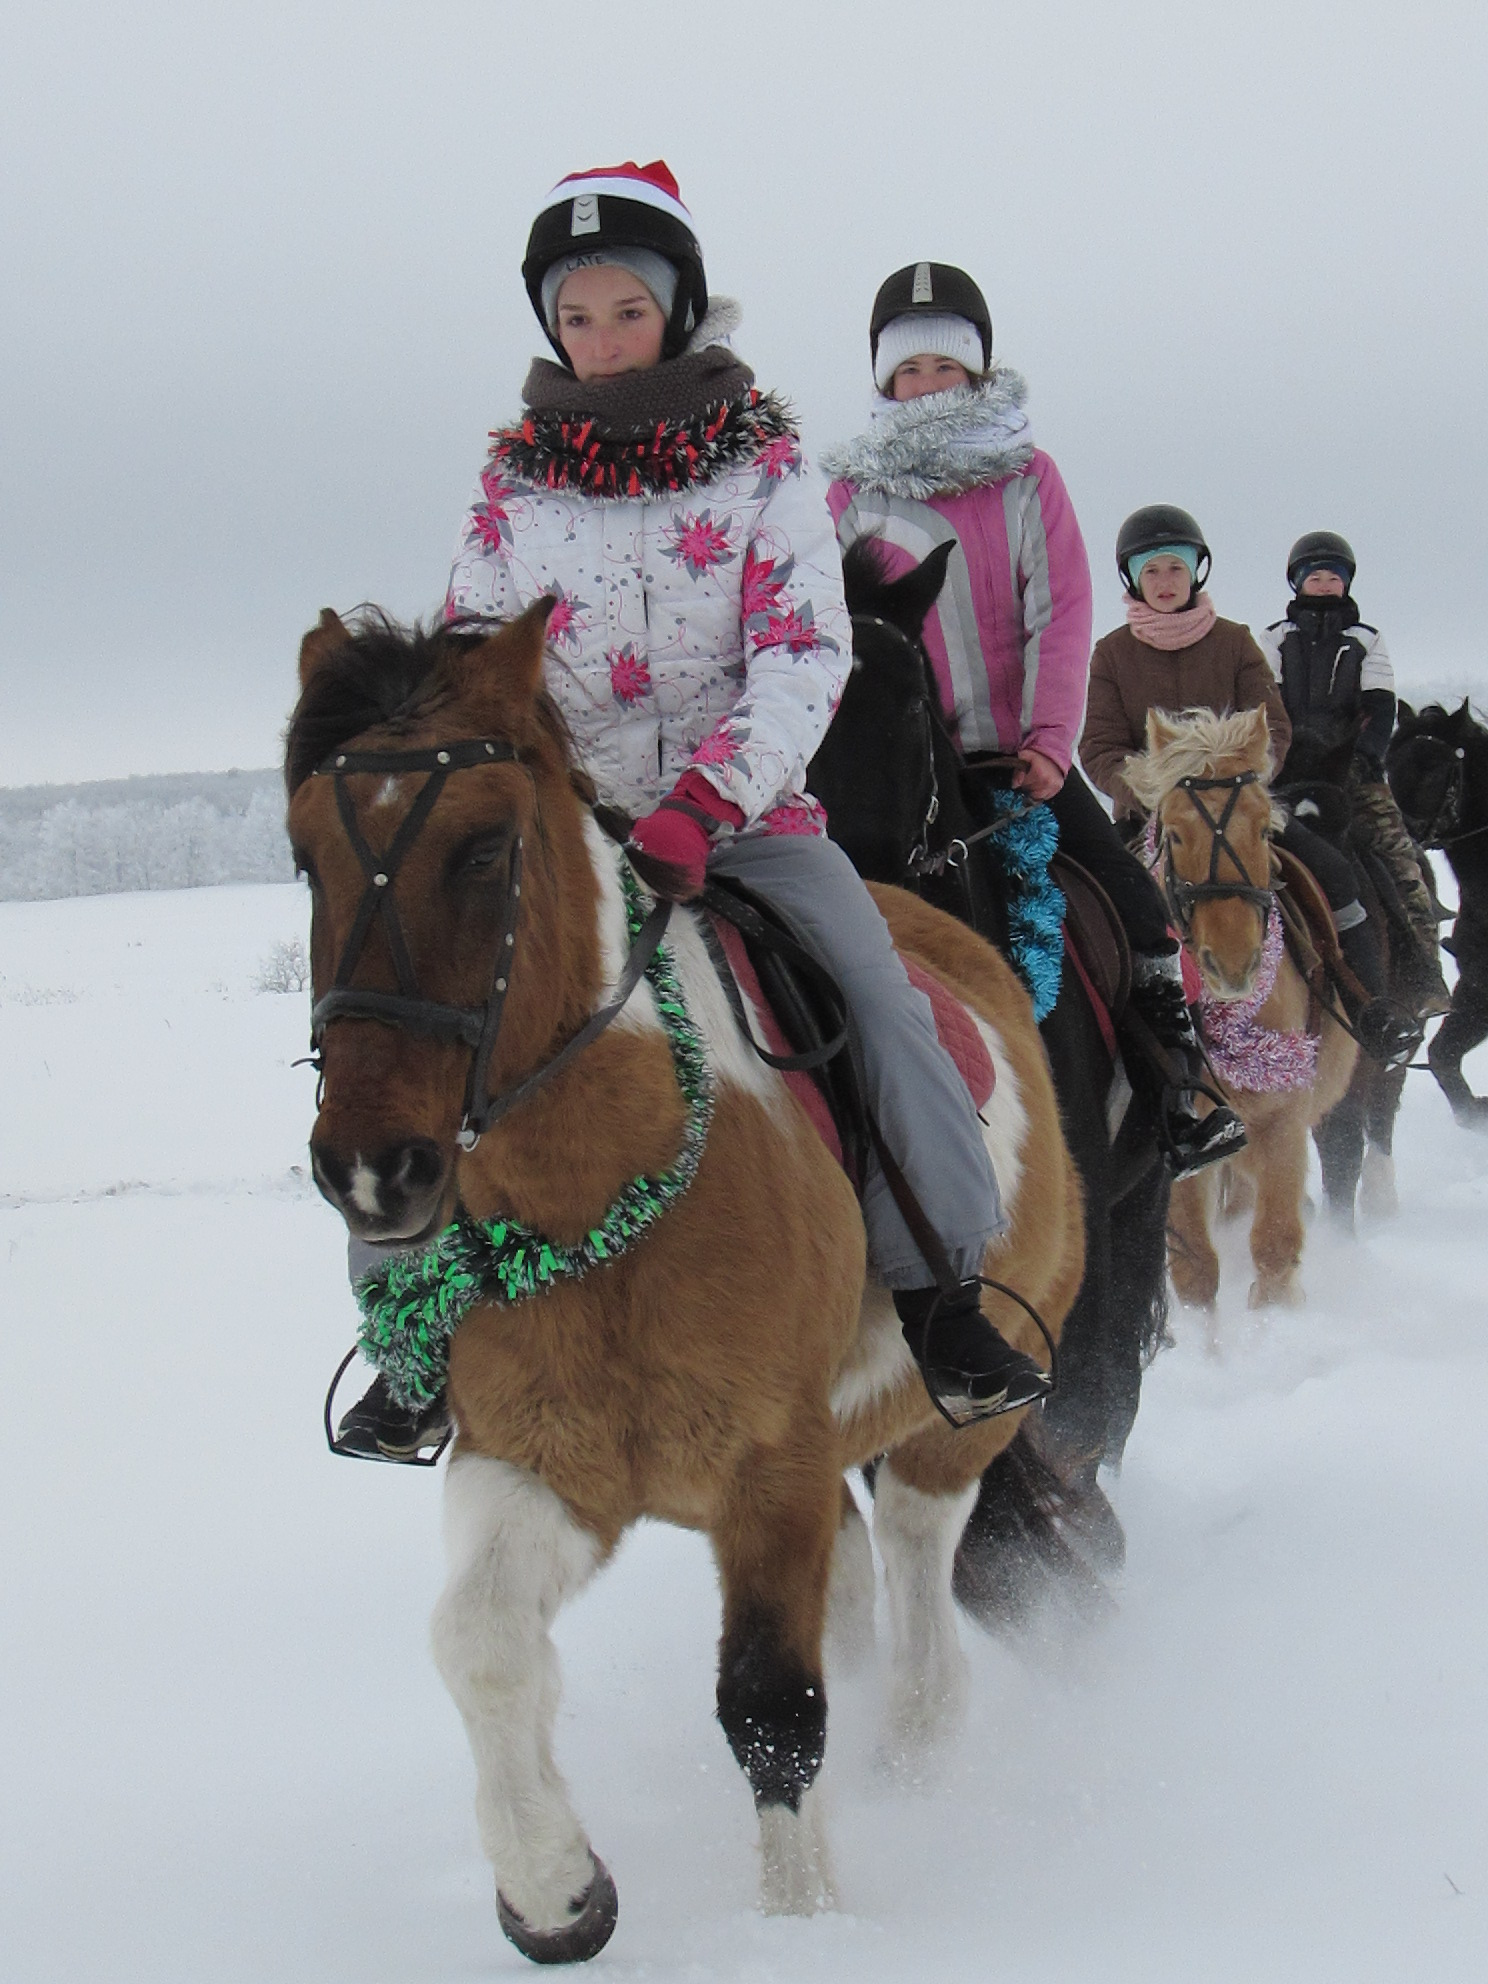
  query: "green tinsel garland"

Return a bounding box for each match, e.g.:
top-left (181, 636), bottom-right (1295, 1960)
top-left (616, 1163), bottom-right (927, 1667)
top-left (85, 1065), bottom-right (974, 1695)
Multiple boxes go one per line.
top-left (354, 865), bottom-right (714, 1409)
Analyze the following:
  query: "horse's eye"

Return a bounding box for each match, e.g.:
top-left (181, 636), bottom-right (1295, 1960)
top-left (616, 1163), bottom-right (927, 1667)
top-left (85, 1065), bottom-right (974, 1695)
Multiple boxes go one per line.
top-left (453, 832), bottom-right (512, 878)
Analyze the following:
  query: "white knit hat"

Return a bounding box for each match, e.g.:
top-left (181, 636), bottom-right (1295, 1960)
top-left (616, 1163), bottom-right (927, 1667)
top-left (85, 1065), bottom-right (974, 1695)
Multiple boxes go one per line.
top-left (872, 312), bottom-right (985, 394)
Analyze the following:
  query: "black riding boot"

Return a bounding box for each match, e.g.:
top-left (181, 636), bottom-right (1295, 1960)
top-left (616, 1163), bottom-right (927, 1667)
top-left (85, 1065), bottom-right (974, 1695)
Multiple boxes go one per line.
top-left (894, 1281), bottom-right (1053, 1429)
top-left (1338, 920), bottom-right (1423, 1068)
top-left (334, 1371), bottom-right (451, 1462)
top-left (1128, 951), bottom-right (1248, 1179)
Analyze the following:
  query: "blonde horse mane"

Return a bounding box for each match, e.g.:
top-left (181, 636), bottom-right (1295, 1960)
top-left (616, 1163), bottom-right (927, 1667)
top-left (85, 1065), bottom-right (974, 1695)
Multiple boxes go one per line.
top-left (1123, 705), bottom-right (1284, 828)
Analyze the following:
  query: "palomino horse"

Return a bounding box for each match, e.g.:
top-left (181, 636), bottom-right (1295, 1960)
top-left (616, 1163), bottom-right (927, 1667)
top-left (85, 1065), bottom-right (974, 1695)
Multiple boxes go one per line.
top-left (1124, 706), bottom-right (1357, 1310)
top-left (286, 600), bottom-right (1084, 1963)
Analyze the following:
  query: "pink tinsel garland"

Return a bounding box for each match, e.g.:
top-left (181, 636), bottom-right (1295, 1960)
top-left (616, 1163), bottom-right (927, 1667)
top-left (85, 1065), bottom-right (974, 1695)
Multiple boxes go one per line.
top-left (1198, 904), bottom-right (1318, 1094)
top-left (1143, 820), bottom-right (1318, 1094)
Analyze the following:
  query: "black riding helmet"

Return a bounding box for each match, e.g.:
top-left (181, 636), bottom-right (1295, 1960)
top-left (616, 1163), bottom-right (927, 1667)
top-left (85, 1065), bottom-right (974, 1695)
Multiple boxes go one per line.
top-left (521, 162), bottom-right (708, 369)
top-left (1287, 529), bottom-right (1356, 591)
top-left (1116, 504), bottom-right (1212, 600)
top-left (869, 262), bottom-right (994, 377)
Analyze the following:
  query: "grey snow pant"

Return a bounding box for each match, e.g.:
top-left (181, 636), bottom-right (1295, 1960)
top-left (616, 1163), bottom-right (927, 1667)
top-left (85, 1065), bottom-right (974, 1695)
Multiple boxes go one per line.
top-left (349, 832), bottom-right (1005, 1291)
top-left (708, 830), bottom-right (1005, 1288)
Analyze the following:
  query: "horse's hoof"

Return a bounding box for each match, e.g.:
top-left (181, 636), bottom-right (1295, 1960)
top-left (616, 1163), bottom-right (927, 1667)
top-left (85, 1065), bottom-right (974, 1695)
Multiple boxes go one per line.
top-left (497, 1852), bottom-right (618, 1966)
top-left (1248, 1275), bottom-right (1304, 1311)
top-left (1453, 1098), bottom-right (1488, 1134)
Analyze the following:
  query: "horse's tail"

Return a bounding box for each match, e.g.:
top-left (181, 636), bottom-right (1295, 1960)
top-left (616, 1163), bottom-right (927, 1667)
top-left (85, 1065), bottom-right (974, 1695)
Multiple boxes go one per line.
top-left (951, 1424), bottom-right (1118, 1633)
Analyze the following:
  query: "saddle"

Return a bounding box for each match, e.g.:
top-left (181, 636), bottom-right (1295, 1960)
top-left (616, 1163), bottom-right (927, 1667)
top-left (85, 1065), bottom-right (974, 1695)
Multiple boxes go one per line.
top-left (1271, 843), bottom-right (1363, 1031)
top-left (1051, 852), bottom-right (1130, 1057)
top-left (700, 875), bottom-right (993, 1186)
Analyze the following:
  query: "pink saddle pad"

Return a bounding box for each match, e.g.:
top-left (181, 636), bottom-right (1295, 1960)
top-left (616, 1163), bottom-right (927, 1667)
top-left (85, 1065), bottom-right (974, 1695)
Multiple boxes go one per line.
top-left (709, 919), bottom-right (994, 1171)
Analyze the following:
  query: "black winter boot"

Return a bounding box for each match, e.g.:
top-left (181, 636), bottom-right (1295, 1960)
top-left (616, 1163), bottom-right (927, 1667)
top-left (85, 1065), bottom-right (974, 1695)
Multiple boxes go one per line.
top-left (1128, 952), bottom-right (1248, 1179)
top-left (333, 1372), bottom-right (452, 1462)
top-left (894, 1281), bottom-right (1053, 1429)
top-left (1337, 922), bottom-right (1424, 1068)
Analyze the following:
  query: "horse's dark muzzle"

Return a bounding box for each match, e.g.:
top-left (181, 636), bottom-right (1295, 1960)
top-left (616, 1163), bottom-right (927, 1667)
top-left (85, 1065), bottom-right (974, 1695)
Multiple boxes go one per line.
top-left (309, 1133), bottom-right (449, 1241)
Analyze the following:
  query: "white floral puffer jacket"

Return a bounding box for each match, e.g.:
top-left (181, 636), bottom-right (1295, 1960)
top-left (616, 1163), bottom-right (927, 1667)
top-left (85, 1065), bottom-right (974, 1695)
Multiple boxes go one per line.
top-left (445, 392), bottom-right (851, 833)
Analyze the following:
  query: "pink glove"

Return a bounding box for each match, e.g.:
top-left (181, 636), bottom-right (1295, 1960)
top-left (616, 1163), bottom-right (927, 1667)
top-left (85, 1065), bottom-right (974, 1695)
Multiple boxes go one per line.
top-left (629, 770), bottom-right (745, 901)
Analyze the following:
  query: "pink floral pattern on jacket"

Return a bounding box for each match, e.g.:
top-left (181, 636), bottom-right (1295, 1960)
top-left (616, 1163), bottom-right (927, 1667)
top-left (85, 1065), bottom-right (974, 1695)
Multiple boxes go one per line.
top-left (446, 421), bottom-right (851, 830)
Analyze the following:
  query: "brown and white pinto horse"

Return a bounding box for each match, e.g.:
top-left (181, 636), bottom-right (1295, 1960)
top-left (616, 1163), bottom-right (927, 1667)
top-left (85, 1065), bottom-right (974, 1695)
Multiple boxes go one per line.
top-left (286, 600), bottom-right (1084, 1962)
top-left (1124, 706), bottom-right (1357, 1311)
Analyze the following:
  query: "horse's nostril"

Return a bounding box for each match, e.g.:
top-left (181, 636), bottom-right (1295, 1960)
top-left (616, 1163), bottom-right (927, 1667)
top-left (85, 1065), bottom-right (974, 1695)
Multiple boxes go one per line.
top-left (393, 1139), bottom-right (445, 1199)
top-left (1199, 948), bottom-right (1219, 978)
top-left (310, 1139), bottom-right (352, 1202)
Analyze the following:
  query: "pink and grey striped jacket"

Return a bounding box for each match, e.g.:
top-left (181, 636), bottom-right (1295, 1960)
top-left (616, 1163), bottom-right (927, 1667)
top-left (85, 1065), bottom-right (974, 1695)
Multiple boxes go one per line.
top-left (823, 381), bottom-right (1093, 774)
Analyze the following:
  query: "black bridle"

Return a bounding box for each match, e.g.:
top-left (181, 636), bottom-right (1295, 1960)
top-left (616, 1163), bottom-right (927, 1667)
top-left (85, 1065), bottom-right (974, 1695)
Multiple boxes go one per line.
top-left (306, 738), bottom-right (669, 1149)
top-left (1403, 742), bottom-right (1488, 848)
top-left (1159, 772), bottom-right (1276, 936)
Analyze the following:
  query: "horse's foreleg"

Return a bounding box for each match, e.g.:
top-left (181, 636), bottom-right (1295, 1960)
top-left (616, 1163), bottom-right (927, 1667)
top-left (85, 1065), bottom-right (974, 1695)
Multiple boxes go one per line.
top-left (1429, 973), bottom-right (1488, 1128)
top-left (873, 1452), bottom-right (981, 1755)
top-left (1167, 1167), bottom-right (1220, 1310)
top-left (1314, 1077), bottom-right (1366, 1230)
top-left (713, 1446), bottom-right (840, 1916)
top-left (823, 1476), bottom-right (876, 1675)
top-left (1245, 1110), bottom-right (1309, 1307)
top-left (430, 1454), bottom-right (614, 1962)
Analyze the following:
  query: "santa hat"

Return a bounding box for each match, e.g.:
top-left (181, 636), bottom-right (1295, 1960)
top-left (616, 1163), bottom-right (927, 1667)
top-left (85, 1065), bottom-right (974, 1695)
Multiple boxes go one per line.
top-left (522, 161), bottom-right (707, 366)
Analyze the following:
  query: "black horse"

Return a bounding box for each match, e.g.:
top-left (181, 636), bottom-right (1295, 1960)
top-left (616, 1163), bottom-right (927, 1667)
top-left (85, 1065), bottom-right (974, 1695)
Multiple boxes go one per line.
top-left (810, 540), bottom-right (1170, 1597)
top-left (1388, 699), bottom-right (1488, 1127)
top-left (1274, 715), bottom-right (1413, 1221)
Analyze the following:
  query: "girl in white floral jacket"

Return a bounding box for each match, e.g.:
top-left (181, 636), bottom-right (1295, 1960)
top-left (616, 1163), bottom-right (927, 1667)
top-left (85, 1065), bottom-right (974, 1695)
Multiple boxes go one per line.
top-left (336, 162), bottom-right (1049, 1459)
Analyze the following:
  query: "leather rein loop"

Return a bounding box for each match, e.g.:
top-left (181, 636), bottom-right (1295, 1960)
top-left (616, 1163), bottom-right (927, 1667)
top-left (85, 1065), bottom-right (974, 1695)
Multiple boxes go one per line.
top-left (1160, 772), bottom-right (1276, 935)
top-left (307, 736), bottom-right (670, 1148)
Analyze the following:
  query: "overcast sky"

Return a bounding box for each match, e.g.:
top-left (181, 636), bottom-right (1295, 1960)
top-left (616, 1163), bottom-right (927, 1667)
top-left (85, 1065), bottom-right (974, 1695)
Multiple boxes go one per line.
top-left (3, 0), bottom-right (1484, 786)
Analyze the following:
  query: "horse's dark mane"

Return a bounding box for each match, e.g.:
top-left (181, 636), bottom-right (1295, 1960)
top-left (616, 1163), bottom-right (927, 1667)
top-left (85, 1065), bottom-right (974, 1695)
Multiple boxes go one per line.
top-left (284, 609), bottom-right (584, 797)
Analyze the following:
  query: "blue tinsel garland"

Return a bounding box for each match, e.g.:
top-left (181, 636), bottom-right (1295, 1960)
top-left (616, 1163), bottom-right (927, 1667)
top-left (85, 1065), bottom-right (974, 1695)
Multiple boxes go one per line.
top-left (981, 794), bottom-right (1065, 1022)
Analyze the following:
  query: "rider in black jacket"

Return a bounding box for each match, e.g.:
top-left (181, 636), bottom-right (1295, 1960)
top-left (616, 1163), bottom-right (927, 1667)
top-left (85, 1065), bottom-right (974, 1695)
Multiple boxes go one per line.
top-left (1260, 531), bottom-right (1449, 1016)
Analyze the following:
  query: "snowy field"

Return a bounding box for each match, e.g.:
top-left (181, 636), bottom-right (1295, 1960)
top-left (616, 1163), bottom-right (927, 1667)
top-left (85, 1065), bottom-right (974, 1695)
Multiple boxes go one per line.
top-left (3, 881), bottom-right (1486, 1984)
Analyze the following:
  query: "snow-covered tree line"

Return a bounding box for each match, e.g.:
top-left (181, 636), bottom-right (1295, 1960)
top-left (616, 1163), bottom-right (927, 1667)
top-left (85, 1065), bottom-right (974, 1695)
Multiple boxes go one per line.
top-left (0, 770), bottom-right (293, 901)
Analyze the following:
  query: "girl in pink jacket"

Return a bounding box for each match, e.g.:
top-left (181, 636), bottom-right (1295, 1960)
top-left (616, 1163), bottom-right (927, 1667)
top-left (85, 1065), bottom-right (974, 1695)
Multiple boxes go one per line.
top-left (824, 264), bottom-right (1245, 1179)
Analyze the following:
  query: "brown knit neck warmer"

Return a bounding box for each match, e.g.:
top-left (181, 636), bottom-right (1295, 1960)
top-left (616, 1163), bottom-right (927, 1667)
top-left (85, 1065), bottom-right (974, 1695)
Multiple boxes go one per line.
top-left (521, 345), bottom-right (756, 433)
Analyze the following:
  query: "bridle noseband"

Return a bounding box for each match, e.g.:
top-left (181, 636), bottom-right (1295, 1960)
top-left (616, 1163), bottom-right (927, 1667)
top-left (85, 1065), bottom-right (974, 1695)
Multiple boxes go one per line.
top-left (306, 737), bottom-right (669, 1149)
top-left (1159, 772), bottom-right (1276, 936)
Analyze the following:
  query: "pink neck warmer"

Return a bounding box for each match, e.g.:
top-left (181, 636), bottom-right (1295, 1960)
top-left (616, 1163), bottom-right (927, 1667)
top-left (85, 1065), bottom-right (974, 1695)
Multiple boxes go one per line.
top-left (1126, 592), bottom-right (1217, 651)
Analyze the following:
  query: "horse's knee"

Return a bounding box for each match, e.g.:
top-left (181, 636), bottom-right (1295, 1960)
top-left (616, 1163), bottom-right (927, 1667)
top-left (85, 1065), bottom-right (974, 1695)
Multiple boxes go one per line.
top-left (716, 1608), bottom-right (827, 1812)
top-left (431, 1455), bottom-right (600, 1694)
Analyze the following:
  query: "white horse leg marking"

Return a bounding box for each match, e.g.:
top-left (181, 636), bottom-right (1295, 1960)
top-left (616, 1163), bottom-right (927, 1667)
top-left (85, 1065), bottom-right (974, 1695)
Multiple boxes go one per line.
top-left (824, 1485), bottom-right (877, 1675)
top-left (758, 1782), bottom-right (838, 1916)
top-left (430, 1454), bottom-right (602, 1931)
top-left (873, 1464), bottom-right (978, 1754)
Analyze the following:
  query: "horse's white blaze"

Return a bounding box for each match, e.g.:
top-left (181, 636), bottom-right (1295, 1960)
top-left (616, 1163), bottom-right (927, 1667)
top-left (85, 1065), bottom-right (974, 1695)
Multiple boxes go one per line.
top-left (347, 1159), bottom-right (382, 1216)
top-left (974, 1012), bottom-right (1028, 1238)
top-left (831, 1282), bottom-right (915, 1424)
top-left (431, 1454), bottom-right (602, 1931)
top-left (757, 1783), bottom-right (838, 1916)
top-left (874, 1466), bottom-right (977, 1753)
top-left (372, 776), bottom-right (401, 809)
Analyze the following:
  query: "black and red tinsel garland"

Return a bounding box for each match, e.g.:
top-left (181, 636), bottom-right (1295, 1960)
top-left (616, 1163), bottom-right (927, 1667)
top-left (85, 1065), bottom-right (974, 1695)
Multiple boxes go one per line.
top-left (488, 389), bottom-right (797, 499)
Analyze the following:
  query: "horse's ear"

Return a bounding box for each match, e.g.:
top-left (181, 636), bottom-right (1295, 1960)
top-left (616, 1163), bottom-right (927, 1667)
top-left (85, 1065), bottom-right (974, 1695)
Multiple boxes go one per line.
top-left (878, 540), bottom-right (956, 636)
top-left (1450, 696), bottom-right (1475, 738)
top-left (298, 608), bottom-right (351, 689)
top-left (1395, 697), bottom-right (1416, 728)
top-left (1241, 704), bottom-right (1272, 770)
top-left (467, 596), bottom-right (557, 704)
top-left (1144, 708), bottom-right (1180, 755)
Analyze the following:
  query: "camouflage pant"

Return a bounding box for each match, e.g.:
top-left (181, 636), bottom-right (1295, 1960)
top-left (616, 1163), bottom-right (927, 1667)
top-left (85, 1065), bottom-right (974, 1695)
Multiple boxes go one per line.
top-left (1347, 765), bottom-right (1441, 960)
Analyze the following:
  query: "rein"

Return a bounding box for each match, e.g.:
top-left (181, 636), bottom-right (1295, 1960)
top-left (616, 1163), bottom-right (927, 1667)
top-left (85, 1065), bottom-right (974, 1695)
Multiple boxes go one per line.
top-left (307, 737), bottom-right (670, 1148)
top-left (1159, 772), bottom-right (1276, 935)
